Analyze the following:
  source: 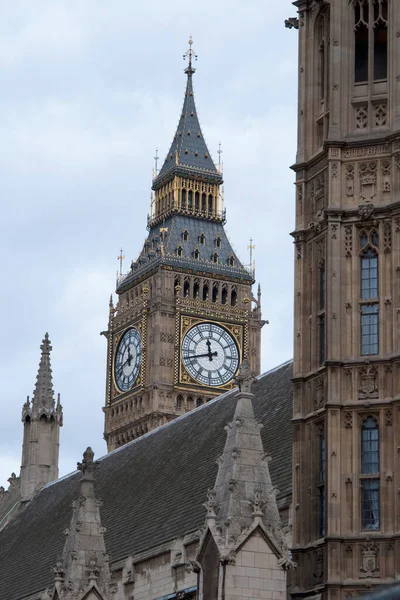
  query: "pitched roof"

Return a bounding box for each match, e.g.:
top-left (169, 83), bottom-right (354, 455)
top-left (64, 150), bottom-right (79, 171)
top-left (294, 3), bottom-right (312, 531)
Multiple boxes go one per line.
top-left (117, 214), bottom-right (253, 293)
top-left (0, 360), bottom-right (293, 600)
top-left (155, 71), bottom-right (219, 183)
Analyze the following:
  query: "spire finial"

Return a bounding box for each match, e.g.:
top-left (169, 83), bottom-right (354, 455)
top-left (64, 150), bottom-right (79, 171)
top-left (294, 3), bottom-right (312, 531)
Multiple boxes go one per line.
top-left (183, 36), bottom-right (197, 75)
top-left (117, 247), bottom-right (125, 277)
top-left (217, 141), bottom-right (223, 173)
top-left (153, 148), bottom-right (159, 178)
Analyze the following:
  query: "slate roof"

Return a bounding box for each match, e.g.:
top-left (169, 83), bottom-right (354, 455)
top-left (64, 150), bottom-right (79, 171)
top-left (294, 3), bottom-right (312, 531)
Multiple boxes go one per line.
top-left (117, 214), bottom-right (253, 293)
top-left (154, 70), bottom-right (220, 184)
top-left (0, 360), bottom-right (293, 600)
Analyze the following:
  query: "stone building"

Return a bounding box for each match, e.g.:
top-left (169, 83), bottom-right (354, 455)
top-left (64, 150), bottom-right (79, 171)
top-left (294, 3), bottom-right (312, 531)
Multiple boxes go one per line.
top-left (1, 0), bottom-right (400, 597)
top-left (289, 0), bottom-right (400, 597)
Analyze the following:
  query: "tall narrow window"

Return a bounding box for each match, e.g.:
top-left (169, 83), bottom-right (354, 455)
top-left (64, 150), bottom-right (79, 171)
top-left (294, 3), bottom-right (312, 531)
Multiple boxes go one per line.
top-left (318, 426), bottom-right (326, 537)
top-left (181, 189), bottom-right (186, 209)
top-left (318, 260), bottom-right (326, 366)
top-left (361, 417), bottom-right (380, 530)
top-left (319, 261), bottom-right (326, 311)
top-left (319, 314), bottom-right (326, 365)
top-left (354, 0), bottom-right (388, 84)
top-left (188, 190), bottom-right (193, 209)
top-left (355, 0), bottom-right (369, 83)
top-left (374, 0), bottom-right (388, 81)
top-left (360, 232), bottom-right (379, 355)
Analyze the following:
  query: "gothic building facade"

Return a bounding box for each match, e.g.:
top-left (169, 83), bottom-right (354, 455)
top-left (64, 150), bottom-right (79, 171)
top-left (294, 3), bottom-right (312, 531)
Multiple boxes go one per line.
top-left (290, 0), bottom-right (400, 596)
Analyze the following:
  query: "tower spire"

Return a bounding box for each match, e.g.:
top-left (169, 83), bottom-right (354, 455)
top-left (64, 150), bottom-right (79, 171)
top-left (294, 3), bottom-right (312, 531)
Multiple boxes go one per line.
top-left (153, 39), bottom-right (221, 184)
top-left (20, 333), bottom-right (63, 501)
top-left (32, 332), bottom-right (55, 415)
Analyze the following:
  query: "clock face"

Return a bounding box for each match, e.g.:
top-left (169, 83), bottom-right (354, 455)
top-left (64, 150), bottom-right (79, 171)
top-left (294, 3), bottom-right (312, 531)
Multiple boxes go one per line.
top-left (182, 322), bottom-right (239, 387)
top-left (114, 327), bottom-right (142, 392)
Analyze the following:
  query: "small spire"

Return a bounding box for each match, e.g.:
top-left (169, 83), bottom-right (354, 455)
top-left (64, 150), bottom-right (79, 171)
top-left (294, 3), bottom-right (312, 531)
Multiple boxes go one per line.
top-left (183, 35), bottom-right (197, 76)
top-left (197, 359), bottom-right (291, 565)
top-left (32, 333), bottom-right (55, 414)
top-left (52, 448), bottom-right (113, 598)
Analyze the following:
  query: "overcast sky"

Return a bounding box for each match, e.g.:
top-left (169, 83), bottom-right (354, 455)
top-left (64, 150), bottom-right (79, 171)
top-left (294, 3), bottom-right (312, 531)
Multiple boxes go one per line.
top-left (0, 1), bottom-right (298, 486)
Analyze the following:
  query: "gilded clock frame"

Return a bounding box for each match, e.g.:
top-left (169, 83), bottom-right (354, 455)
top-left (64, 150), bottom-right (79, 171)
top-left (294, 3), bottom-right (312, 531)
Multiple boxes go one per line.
top-left (177, 315), bottom-right (243, 390)
top-left (111, 322), bottom-right (144, 399)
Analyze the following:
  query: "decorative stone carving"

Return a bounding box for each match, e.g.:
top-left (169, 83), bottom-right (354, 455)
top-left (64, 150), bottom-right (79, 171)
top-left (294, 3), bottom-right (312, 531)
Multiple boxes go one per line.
top-left (358, 204), bottom-right (375, 220)
top-left (345, 226), bottom-right (353, 257)
top-left (355, 105), bottom-right (368, 130)
top-left (384, 221), bottom-right (392, 253)
top-left (331, 224), bottom-right (338, 239)
top-left (344, 412), bottom-right (353, 429)
top-left (315, 375), bottom-right (325, 409)
top-left (384, 408), bottom-right (393, 426)
top-left (234, 359), bottom-right (256, 393)
top-left (203, 489), bottom-right (218, 518)
top-left (360, 541), bottom-right (380, 578)
top-left (313, 548), bottom-right (324, 582)
top-left (382, 159), bottom-right (391, 192)
top-left (359, 162), bottom-right (377, 203)
top-left (346, 164), bottom-right (355, 196)
top-left (358, 364), bottom-right (379, 399)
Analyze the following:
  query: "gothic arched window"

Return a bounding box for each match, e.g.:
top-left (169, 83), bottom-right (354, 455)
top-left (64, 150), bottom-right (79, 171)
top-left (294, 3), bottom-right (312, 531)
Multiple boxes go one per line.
top-left (354, 0), bottom-right (388, 83)
top-left (361, 417), bottom-right (380, 530)
top-left (231, 286), bottom-right (237, 306)
top-left (199, 233), bottom-right (206, 245)
top-left (211, 252), bottom-right (218, 264)
top-left (194, 249), bottom-right (200, 260)
top-left (182, 230), bottom-right (189, 242)
top-left (203, 282), bottom-right (209, 301)
top-left (318, 425), bottom-right (326, 537)
top-left (193, 280), bottom-right (200, 299)
top-left (176, 245), bottom-right (183, 257)
top-left (221, 285), bottom-right (228, 305)
top-left (360, 230), bottom-right (379, 355)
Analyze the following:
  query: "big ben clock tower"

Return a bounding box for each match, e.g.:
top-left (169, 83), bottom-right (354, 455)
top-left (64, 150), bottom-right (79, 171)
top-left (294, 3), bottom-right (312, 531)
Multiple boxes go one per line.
top-left (103, 39), bottom-right (264, 451)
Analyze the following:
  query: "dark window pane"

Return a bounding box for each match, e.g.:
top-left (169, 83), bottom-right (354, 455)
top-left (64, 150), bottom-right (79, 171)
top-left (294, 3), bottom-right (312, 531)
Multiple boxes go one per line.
top-left (319, 263), bottom-right (326, 310)
top-left (361, 253), bottom-right (379, 300)
top-left (355, 26), bottom-right (369, 83)
top-left (361, 417), bottom-right (379, 474)
top-left (319, 314), bottom-right (326, 365)
top-left (361, 305), bottom-right (379, 355)
top-left (374, 24), bottom-right (387, 81)
top-left (361, 479), bottom-right (380, 530)
top-left (319, 486), bottom-right (325, 537)
top-left (319, 430), bottom-right (326, 483)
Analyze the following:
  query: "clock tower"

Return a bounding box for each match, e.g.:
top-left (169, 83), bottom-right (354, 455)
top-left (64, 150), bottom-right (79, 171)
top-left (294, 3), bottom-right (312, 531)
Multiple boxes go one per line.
top-left (103, 40), bottom-right (264, 451)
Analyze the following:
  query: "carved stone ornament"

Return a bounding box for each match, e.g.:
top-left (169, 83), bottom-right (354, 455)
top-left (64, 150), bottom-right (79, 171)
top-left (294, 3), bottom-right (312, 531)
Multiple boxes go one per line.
top-left (313, 548), bottom-right (324, 582)
top-left (358, 204), bottom-right (375, 220)
top-left (249, 490), bottom-right (266, 516)
top-left (345, 226), bottom-right (353, 257)
top-left (344, 412), bottom-right (353, 429)
top-left (234, 359), bottom-right (257, 393)
top-left (346, 164), bottom-right (355, 196)
top-left (360, 541), bottom-right (380, 578)
top-left (203, 489), bottom-right (218, 518)
top-left (358, 363), bottom-right (379, 399)
top-left (384, 408), bottom-right (393, 426)
top-left (359, 162), bottom-right (377, 203)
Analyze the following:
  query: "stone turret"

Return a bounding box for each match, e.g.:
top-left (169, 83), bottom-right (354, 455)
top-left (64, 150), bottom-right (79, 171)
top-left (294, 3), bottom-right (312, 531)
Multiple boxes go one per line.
top-left (50, 448), bottom-right (114, 600)
top-left (196, 360), bottom-right (293, 599)
top-left (20, 333), bottom-right (63, 501)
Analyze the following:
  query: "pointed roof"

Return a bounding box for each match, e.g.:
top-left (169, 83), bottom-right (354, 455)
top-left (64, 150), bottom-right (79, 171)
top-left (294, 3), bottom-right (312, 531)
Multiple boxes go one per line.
top-left (201, 360), bottom-right (291, 560)
top-left (31, 333), bottom-right (55, 415)
top-left (154, 39), bottom-right (222, 186)
top-left (52, 448), bottom-right (113, 600)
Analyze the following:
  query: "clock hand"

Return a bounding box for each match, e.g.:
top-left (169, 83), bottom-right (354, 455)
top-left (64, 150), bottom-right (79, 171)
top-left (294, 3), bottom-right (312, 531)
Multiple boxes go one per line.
top-left (206, 339), bottom-right (216, 362)
top-left (183, 352), bottom-right (218, 359)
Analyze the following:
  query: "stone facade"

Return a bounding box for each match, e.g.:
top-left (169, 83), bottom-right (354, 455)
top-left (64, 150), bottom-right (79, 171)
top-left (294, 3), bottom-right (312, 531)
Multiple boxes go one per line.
top-left (290, 0), bottom-right (400, 597)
